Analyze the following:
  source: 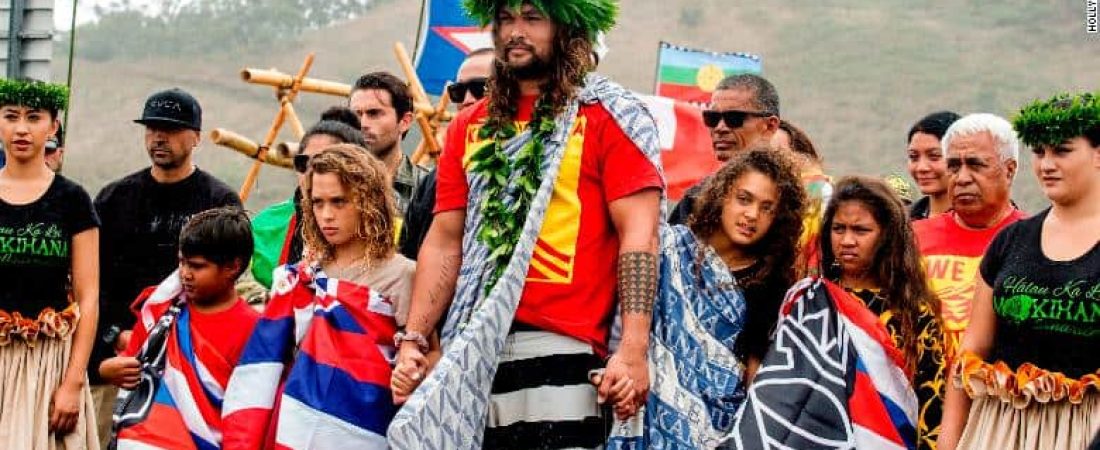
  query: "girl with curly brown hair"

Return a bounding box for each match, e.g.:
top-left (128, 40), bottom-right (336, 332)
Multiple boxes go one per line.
top-left (607, 147), bottom-right (805, 448)
top-left (222, 144), bottom-right (415, 449)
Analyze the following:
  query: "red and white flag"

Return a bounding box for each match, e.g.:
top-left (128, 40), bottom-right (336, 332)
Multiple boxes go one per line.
top-left (639, 95), bottom-right (720, 201)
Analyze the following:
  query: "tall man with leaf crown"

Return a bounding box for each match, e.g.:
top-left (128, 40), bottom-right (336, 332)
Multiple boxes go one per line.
top-left (388, 1), bottom-right (665, 448)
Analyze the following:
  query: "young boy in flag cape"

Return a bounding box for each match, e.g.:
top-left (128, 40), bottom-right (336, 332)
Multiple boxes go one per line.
top-left (99, 207), bottom-right (260, 449)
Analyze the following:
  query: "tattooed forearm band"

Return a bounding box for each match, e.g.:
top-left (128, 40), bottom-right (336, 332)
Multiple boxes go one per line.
top-left (618, 251), bottom-right (657, 314)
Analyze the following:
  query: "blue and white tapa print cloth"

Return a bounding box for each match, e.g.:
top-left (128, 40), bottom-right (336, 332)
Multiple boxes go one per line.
top-left (607, 224), bottom-right (748, 449)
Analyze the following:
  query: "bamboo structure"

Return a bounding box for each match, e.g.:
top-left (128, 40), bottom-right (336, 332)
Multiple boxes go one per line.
top-left (211, 128), bottom-right (294, 169)
top-left (233, 53), bottom-right (315, 202)
top-left (218, 45), bottom-right (459, 201)
top-left (240, 68), bottom-right (351, 97)
top-left (393, 42), bottom-right (450, 166)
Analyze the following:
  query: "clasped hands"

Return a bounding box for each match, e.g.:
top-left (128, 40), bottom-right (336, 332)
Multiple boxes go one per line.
top-left (390, 341), bottom-right (648, 420)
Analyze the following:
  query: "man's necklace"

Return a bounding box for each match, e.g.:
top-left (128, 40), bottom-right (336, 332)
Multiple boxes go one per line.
top-left (467, 96), bottom-right (556, 295)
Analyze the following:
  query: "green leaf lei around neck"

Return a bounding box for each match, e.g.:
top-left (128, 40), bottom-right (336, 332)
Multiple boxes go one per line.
top-left (468, 97), bottom-right (557, 295)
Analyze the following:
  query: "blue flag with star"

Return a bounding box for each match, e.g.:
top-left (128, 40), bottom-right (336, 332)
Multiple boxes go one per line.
top-left (414, 0), bottom-right (492, 96)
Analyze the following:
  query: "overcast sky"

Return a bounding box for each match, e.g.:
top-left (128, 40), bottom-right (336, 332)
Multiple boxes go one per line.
top-left (53, 0), bottom-right (161, 30)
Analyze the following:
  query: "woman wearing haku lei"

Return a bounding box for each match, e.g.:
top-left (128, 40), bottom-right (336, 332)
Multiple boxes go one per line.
top-left (0, 78), bottom-right (100, 449)
top-left (939, 91), bottom-right (1100, 450)
top-left (607, 148), bottom-right (806, 449)
top-left (221, 144), bottom-right (416, 449)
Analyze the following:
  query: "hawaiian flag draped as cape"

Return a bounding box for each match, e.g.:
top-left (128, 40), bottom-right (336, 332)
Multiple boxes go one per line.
top-left (113, 272), bottom-right (231, 450)
top-left (221, 264), bottom-right (399, 450)
top-left (723, 277), bottom-right (918, 450)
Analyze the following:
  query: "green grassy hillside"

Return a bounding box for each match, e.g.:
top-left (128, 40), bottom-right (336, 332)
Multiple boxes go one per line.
top-left (56, 0), bottom-right (1100, 211)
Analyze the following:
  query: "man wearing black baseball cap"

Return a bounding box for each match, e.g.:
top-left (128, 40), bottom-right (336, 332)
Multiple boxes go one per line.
top-left (87, 88), bottom-right (241, 446)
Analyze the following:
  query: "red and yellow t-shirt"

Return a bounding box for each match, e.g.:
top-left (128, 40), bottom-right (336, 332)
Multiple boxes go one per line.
top-left (913, 210), bottom-right (1026, 358)
top-left (436, 96), bottom-right (663, 355)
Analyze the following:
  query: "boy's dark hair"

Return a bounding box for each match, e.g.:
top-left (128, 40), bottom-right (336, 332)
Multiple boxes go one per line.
top-left (351, 71), bottom-right (413, 119)
top-left (320, 106), bottom-right (362, 131)
top-left (179, 207), bottom-right (253, 278)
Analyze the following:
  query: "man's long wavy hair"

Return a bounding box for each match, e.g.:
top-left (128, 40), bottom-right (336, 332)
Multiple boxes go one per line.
top-left (485, 9), bottom-right (594, 128)
top-left (688, 147), bottom-right (806, 288)
top-left (818, 176), bottom-right (939, 372)
top-left (300, 144), bottom-right (396, 268)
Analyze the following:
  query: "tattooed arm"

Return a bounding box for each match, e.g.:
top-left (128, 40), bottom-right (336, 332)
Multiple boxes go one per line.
top-left (392, 209), bottom-right (465, 404)
top-left (599, 187), bottom-right (661, 419)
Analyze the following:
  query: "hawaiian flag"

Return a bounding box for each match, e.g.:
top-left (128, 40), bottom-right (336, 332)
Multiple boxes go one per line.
top-left (655, 41), bottom-right (762, 105)
top-left (414, 0), bottom-right (492, 96)
top-left (114, 273), bottom-right (233, 450)
top-left (221, 265), bottom-right (399, 450)
top-left (724, 278), bottom-right (918, 450)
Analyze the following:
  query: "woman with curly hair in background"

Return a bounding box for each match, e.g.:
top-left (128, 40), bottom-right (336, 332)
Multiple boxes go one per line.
top-left (221, 144), bottom-right (415, 449)
top-left (609, 147), bottom-right (806, 448)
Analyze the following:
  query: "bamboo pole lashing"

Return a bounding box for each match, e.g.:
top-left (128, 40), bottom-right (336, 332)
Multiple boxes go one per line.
top-left (211, 128), bottom-right (293, 169)
top-left (239, 53), bottom-right (316, 202)
top-left (411, 93), bottom-right (452, 165)
top-left (240, 68), bottom-right (351, 97)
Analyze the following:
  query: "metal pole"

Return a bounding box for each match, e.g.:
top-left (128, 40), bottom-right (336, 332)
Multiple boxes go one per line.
top-left (6, 0), bottom-right (26, 79)
top-left (63, 0), bottom-right (78, 130)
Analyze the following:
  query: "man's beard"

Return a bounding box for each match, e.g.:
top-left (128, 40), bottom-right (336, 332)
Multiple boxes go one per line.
top-left (148, 147), bottom-right (186, 170)
top-left (500, 38), bottom-right (554, 81)
top-left (505, 53), bottom-right (553, 81)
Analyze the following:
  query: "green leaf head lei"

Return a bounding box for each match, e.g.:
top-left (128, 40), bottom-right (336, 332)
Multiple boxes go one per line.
top-left (1013, 91), bottom-right (1100, 148)
top-left (462, 0), bottom-right (618, 40)
top-left (0, 78), bottom-right (69, 114)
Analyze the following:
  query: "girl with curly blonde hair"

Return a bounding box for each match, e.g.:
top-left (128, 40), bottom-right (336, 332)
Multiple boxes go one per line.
top-left (222, 144), bottom-right (415, 449)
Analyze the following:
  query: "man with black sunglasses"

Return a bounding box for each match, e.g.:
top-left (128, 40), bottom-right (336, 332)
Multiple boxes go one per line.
top-left (398, 49), bottom-right (494, 261)
top-left (445, 48), bottom-right (494, 110)
top-left (669, 73), bottom-right (781, 225)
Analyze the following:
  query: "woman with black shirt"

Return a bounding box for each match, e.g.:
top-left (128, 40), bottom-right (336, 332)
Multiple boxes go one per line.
top-left (0, 79), bottom-right (99, 448)
top-left (607, 149), bottom-right (806, 448)
top-left (939, 92), bottom-right (1100, 450)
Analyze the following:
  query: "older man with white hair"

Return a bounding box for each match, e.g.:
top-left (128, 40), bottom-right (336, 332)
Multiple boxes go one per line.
top-left (910, 112), bottom-right (1027, 446)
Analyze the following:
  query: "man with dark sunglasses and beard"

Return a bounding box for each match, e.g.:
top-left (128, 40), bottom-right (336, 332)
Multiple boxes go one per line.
top-left (668, 73), bottom-right (781, 225)
top-left (87, 88), bottom-right (241, 448)
top-left (388, 1), bottom-right (665, 449)
top-left (399, 48), bottom-right (494, 260)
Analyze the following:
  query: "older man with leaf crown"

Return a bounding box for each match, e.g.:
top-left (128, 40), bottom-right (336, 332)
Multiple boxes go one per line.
top-left (388, 0), bottom-right (665, 448)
